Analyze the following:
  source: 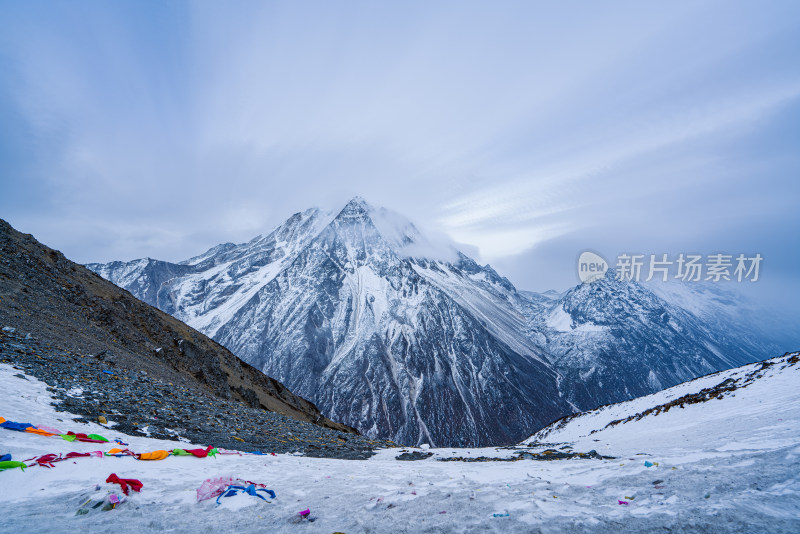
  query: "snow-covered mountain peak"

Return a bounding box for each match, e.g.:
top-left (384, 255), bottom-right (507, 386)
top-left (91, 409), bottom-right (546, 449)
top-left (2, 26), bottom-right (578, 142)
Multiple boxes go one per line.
top-left (312, 197), bottom-right (460, 264)
top-left (559, 269), bottom-right (672, 326)
top-left (335, 196), bottom-right (371, 219)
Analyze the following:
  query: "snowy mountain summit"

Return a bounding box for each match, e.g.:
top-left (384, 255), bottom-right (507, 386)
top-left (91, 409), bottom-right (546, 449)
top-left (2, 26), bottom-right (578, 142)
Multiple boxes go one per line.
top-left (89, 198), bottom-right (779, 446)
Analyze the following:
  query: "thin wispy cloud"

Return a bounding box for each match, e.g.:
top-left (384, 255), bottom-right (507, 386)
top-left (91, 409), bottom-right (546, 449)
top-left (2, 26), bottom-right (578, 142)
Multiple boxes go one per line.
top-left (0, 0), bottom-right (798, 314)
top-left (438, 81), bottom-right (800, 254)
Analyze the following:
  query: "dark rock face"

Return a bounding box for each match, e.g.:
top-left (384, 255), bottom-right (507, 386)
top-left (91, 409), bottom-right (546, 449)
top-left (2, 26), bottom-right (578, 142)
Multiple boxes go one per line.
top-left (396, 451), bottom-right (433, 461)
top-left (0, 217), bottom-right (354, 435)
top-left (437, 449), bottom-right (615, 462)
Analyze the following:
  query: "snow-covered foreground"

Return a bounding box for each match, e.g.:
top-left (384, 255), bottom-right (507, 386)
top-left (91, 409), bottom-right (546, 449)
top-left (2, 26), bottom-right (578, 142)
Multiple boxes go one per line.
top-left (1, 357), bottom-right (799, 533)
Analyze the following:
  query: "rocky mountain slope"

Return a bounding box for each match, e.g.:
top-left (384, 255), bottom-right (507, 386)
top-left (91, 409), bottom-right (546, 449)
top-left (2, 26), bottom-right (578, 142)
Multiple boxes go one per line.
top-left (0, 217), bottom-right (356, 437)
top-left (0, 328), bottom-right (390, 458)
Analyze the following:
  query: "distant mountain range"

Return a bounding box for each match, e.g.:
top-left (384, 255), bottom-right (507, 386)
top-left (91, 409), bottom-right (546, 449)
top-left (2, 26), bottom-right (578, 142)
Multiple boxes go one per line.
top-left (88, 197), bottom-right (786, 446)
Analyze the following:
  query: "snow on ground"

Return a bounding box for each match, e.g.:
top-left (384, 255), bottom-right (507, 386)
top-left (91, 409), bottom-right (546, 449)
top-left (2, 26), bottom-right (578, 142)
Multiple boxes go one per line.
top-left (526, 353), bottom-right (800, 455)
top-left (2, 359), bottom-right (799, 533)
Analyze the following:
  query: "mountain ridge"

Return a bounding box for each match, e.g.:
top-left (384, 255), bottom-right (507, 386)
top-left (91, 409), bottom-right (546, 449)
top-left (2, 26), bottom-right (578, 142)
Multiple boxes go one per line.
top-left (87, 197), bottom-right (781, 446)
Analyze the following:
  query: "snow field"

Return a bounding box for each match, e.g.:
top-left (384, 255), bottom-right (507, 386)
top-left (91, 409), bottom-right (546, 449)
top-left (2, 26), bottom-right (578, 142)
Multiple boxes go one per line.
top-left (2, 359), bottom-right (799, 533)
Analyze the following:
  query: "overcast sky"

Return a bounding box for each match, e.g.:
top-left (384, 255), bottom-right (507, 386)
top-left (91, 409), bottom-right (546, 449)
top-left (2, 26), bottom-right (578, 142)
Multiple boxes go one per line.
top-left (1, 1), bottom-right (798, 314)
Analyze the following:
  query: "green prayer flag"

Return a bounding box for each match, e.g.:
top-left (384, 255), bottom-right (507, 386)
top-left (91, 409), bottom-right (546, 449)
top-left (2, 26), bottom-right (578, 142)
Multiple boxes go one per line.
top-left (0, 461), bottom-right (26, 471)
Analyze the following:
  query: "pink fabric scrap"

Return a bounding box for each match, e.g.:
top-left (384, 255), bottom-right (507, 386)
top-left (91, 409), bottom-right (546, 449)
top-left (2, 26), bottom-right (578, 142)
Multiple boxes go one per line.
top-left (196, 476), bottom-right (237, 502)
top-left (618, 500), bottom-right (629, 505)
top-left (298, 508), bottom-right (310, 517)
top-left (216, 448), bottom-right (242, 456)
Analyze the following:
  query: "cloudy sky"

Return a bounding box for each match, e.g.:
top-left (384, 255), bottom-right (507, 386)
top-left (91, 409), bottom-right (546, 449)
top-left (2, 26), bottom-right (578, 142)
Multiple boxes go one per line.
top-left (1, 1), bottom-right (798, 312)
